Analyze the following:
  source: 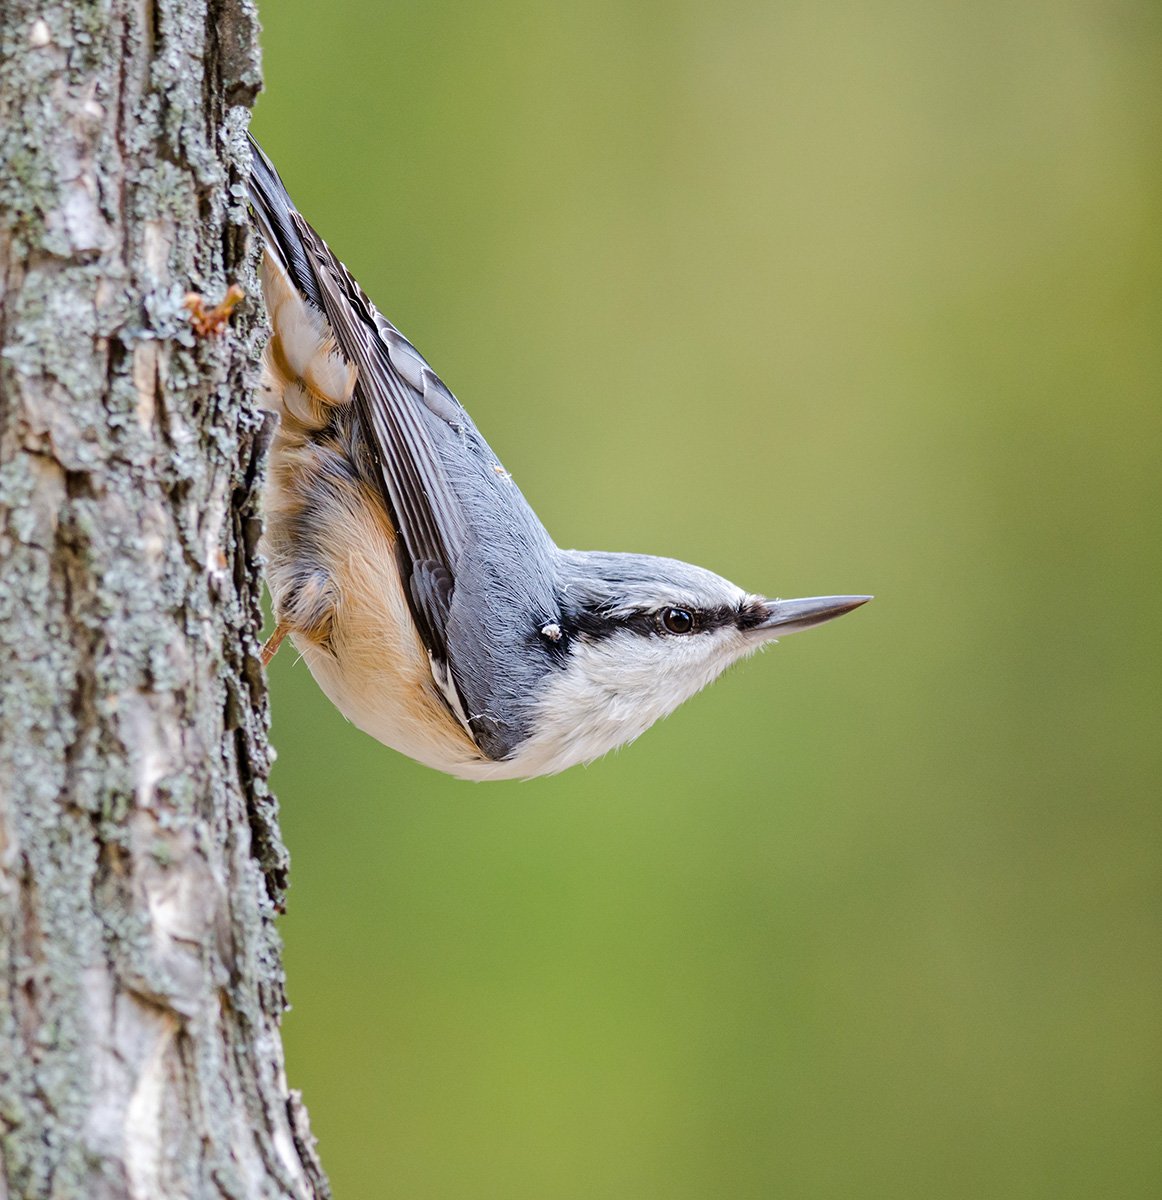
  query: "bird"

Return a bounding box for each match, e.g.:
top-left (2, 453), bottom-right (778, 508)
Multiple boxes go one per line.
top-left (245, 133), bottom-right (869, 781)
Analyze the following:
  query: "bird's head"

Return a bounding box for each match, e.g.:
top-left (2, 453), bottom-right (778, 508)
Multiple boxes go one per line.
top-left (510, 549), bottom-right (869, 777)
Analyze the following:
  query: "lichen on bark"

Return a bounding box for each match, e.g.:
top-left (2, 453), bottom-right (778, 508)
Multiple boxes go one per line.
top-left (0, 1), bottom-right (326, 1196)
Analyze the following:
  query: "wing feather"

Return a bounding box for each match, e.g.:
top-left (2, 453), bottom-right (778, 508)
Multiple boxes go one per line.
top-left (289, 213), bottom-right (469, 668)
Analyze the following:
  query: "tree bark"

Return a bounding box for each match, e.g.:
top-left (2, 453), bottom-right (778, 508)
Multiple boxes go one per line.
top-left (0, 2), bottom-right (328, 1196)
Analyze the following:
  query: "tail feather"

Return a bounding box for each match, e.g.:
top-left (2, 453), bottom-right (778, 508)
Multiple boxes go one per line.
top-left (248, 133), bottom-right (356, 434)
top-left (247, 132), bottom-right (324, 311)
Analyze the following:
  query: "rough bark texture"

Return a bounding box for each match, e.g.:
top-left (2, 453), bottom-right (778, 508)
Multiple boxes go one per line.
top-left (0, 2), bottom-right (328, 1196)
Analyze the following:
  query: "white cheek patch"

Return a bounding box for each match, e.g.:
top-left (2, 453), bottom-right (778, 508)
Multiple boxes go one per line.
top-left (511, 628), bottom-right (754, 777)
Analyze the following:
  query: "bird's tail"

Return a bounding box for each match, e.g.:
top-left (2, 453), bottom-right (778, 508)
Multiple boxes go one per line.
top-left (246, 132), bottom-right (325, 310)
top-left (247, 132), bottom-right (356, 436)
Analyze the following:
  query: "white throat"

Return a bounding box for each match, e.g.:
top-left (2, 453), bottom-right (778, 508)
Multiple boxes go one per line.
top-left (505, 627), bottom-right (757, 778)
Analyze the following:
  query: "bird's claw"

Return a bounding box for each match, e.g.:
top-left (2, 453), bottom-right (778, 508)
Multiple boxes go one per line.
top-left (185, 284), bottom-right (244, 336)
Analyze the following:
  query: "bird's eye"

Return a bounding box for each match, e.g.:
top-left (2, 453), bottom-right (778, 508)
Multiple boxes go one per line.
top-left (660, 607), bottom-right (695, 634)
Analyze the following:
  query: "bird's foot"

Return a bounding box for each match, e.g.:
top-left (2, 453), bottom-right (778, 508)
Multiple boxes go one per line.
top-left (185, 284), bottom-right (244, 336)
top-left (261, 622), bottom-right (290, 667)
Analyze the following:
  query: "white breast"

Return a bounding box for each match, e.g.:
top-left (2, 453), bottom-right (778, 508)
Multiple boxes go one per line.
top-left (501, 626), bottom-right (756, 779)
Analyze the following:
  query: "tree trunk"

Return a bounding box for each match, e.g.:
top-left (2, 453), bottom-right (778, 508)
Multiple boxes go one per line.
top-left (0, 2), bottom-right (328, 1196)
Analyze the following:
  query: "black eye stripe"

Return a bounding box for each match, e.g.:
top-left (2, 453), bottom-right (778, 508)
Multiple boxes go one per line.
top-left (559, 601), bottom-right (760, 644)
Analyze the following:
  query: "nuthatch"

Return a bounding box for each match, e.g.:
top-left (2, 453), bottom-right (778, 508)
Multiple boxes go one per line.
top-left (247, 135), bottom-right (869, 781)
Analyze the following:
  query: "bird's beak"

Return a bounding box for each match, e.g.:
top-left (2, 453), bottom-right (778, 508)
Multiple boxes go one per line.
top-left (753, 594), bottom-right (871, 637)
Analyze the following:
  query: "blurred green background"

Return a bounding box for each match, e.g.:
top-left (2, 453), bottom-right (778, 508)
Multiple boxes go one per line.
top-left (253, 3), bottom-right (1161, 1196)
